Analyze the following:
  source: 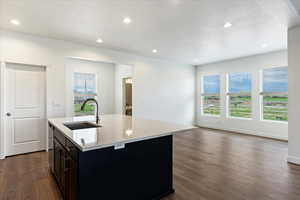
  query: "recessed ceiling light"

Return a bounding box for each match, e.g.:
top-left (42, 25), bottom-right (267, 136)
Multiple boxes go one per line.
top-left (224, 22), bottom-right (232, 28)
top-left (96, 38), bottom-right (103, 43)
top-left (261, 43), bottom-right (268, 48)
top-left (10, 19), bottom-right (20, 25)
top-left (152, 49), bottom-right (157, 53)
top-left (123, 17), bottom-right (132, 24)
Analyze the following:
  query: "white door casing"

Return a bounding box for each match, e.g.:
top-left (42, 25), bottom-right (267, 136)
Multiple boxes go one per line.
top-left (5, 63), bottom-right (46, 156)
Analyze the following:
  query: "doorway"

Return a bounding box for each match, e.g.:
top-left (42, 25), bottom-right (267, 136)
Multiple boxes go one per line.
top-left (123, 78), bottom-right (132, 116)
top-left (5, 63), bottom-right (46, 156)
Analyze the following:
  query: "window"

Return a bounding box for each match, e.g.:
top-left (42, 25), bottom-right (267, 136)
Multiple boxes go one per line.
top-left (227, 72), bottom-right (252, 118)
top-left (201, 75), bottom-right (220, 115)
top-left (261, 67), bottom-right (288, 122)
top-left (73, 72), bottom-right (97, 116)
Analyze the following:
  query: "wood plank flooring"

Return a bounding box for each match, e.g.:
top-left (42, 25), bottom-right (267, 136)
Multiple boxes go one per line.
top-left (1, 128), bottom-right (300, 200)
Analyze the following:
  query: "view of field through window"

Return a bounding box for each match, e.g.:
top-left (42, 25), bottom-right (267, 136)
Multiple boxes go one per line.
top-left (202, 75), bottom-right (220, 115)
top-left (229, 95), bottom-right (252, 118)
top-left (263, 95), bottom-right (288, 121)
top-left (201, 67), bottom-right (288, 122)
top-left (74, 72), bottom-right (97, 116)
top-left (262, 67), bottom-right (288, 121)
top-left (228, 72), bottom-right (252, 118)
top-left (203, 96), bottom-right (220, 115)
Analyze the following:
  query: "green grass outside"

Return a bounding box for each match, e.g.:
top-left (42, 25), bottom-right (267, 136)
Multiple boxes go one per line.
top-left (230, 106), bottom-right (251, 118)
top-left (263, 95), bottom-right (287, 121)
top-left (229, 96), bottom-right (251, 118)
top-left (264, 96), bottom-right (287, 102)
top-left (203, 107), bottom-right (220, 115)
top-left (74, 103), bottom-right (95, 116)
top-left (203, 96), bottom-right (288, 121)
top-left (203, 96), bottom-right (220, 115)
top-left (264, 107), bottom-right (288, 121)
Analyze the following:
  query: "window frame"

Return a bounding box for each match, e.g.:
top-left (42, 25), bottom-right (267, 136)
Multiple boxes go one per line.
top-left (226, 72), bottom-right (252, 120)
top-left (201, 74), bottom-right (221, 117)
top-left (260, 67), bottom-right (288, 123)
top-left (73, 71), bottom-right (98, 116)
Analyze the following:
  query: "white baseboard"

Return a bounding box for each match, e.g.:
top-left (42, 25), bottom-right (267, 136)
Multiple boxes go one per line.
top-left (287, 156), bottom-right (300, 165)
top-left (0, 153), bottom-right (5, 160)
top-left (197, 125), bottom-right (288, 141)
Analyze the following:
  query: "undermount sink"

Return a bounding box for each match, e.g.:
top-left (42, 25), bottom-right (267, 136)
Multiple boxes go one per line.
top-left (64, 122), bottom-right (101, 130)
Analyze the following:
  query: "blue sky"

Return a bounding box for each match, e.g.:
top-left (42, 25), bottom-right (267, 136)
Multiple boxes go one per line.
top-left (263, 67), bottom-right (288, 92)
top-left (203, 67), bottom-right (288, 94)
top-left (229, 72), bottom-right (251, 93)
top-left (203, 75), bottom-right (220, 93)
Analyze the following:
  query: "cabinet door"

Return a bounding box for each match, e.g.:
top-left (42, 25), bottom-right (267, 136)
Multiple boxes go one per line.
top-left (53, 136), bottom-right (78, 200)
top-left (48, 125), bottom-right (54, 173)
top-left (65, 154), bottom-right (77, 200)
top-left (60, 148), bottom-right (66, 198)
top-left (53, 139), bottom-right (62, 184)
top-left (53, 139), bottom-right (66, 197)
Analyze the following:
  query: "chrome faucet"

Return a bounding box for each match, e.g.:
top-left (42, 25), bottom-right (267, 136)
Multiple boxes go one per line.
top-left (81, 98), bottom-right (100, 124)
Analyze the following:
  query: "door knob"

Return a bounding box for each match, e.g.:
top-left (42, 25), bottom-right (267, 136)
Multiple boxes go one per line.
top-left (6, 112), bottom-right (11, 117)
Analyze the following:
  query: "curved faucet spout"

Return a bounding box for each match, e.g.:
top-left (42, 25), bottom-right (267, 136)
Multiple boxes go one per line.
top-left (81, 98), bottom-right (100, 124)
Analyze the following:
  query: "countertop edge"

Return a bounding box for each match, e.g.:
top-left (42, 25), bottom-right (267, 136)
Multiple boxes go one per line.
top-left (49, 120), bottom-right (86, 151)
top-left (80, 127), bottom-right (196, 152)
top-left (48, 116), bottom-right (197, 152)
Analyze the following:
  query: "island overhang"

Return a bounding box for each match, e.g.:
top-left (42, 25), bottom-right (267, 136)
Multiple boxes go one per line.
top-left (48, 114), bottom-right (195, 152)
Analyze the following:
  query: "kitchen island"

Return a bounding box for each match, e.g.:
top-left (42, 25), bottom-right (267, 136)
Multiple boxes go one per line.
top-left (48, 114), bottom-right (194, 200)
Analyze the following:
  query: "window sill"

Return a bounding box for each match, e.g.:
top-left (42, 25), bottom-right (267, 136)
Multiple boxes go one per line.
top-left (261, 119), bottom-right (288, 124)
top-left (227, 116), bottom-right (253, 120)
top-left (201, 114), bottom-right (221, 118)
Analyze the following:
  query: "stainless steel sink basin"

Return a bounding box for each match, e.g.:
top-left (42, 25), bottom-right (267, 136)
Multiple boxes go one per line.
top-left (64, 122), bottom-right (101, 130)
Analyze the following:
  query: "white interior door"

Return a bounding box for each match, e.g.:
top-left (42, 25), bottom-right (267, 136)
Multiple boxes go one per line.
top-left (5, 63), bottom-right (46, 156)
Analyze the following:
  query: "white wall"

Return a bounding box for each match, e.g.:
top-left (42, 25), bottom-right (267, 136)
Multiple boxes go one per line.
top-left (134, 60), bottom-right (195, 125)
top-left (0, 29), bottom-right (195, 125)
top-left (65, 58), bottom-right (116, 116)
top-left (196, 50), bottom-right (288, 140)
top-left (0, 29), bottom-right (195, 157)
top-left (288, 25), bottom-right (300, 165)
top-left (115, 64), bottom-right (133, 114)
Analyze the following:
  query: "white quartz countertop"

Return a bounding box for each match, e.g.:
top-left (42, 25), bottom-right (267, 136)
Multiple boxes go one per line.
top-left (48, 114), bottom-right (196, 152)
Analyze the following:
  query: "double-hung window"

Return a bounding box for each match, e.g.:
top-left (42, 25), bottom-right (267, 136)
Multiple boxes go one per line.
top-left (73, 72), bottom-right (97, 116)
top-left (201, 75), bottom-right (220, 116)
top-left (261, 67), bottom-right (288, 122)
top-left (227, 72), bottom-right (252, 118)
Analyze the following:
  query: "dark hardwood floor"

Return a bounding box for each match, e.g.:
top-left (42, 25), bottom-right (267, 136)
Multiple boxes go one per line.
top-left (1, 128), bottom-right (300, 200)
